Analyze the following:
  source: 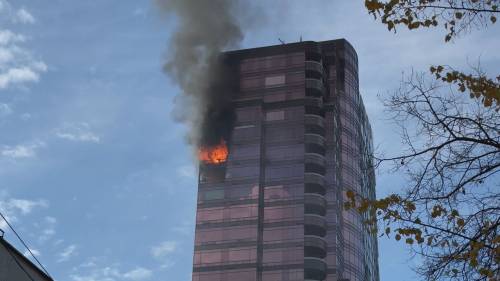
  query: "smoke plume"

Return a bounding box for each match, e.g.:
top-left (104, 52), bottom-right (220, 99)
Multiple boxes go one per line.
top-left (156, 0), bottom-right (245, 148)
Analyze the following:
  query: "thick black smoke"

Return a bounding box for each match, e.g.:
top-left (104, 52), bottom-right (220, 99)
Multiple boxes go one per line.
top-left (156, 0), bottom-right (244, 147)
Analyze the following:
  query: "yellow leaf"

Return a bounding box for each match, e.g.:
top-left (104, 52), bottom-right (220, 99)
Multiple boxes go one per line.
top-left (346, 190), bottom-right (355, 198)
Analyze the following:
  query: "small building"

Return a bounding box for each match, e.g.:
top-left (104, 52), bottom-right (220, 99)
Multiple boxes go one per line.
top-left (0, 232), bottom-right (53, 281)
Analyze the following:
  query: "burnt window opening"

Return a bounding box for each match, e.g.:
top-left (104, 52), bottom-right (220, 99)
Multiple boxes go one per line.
top-left (199, 163), bottom-right (227, 183)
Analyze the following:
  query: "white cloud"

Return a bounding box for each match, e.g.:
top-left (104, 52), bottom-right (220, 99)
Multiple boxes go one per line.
top-left (15, 8), bottom-right (35, 24)
top-left (0, 103), bottom-right (12, 116)
top-left (0, 191), bottom-right (49, 229)
top-left (133, 8), bottom-right (146, 17)
top-left (176, 165), bottom-right (196, 179)
top-left (0, 4), bottom-right (46, 90)
top-left (4, 198), bottom-right (48, 214)
top-left (70, 266), bottom-right (120, 281)
top-left (55, 122), bottom-right (100, 143)
top-left (2, 145), bottom-right (34, 158)
top-left (171, 220), bottom-right (193, 235)
top-left (20, 113), bottom-right (31, 120)
top-left (70, 264), bottom-right (153, 281)
top-left (44, 216), bottom-right (56, 224)
top-left (151, 241), bottom-right (177, 269)
top-left (38, 216), bottom-right (57, 242)
top-left (0, 66), bottom-right (43, 88)
top-left (0, 47), bottom-right (14, 64)
top-left (0, 30), bottom-right (25, 45)
top-left (122, 268), bottom-right (152, 281)
top-left (23, 248), bottom-right (41, 257)
top-left (0, 35), bottom-right (47, 89)
top-left (58, 244), bottom-right (77, 262)
top-left (42, 228), bottom-right (55, 238)
top-left (0, 2), bottom-right (35, 24)
top-left (1, 141), bottom-right (45, 159)
top-left (151, 241), bottom-right (177, 258)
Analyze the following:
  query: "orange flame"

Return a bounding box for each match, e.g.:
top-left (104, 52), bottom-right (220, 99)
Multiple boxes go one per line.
top-left (198, 140), bottom-right (228, 164)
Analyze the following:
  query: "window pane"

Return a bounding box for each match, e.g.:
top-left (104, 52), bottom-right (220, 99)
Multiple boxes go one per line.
top-left (265, 75), bottom-right (285, 87)
top-left (265, 111), bottom-right (284, 121)
top-left (204, 189), bottom-right (224, 200)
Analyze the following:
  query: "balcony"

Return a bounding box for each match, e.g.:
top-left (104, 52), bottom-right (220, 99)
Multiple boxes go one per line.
top-left (305, 61), bottom-right (323, 79)
top-left (304, 193), bottom-right (327, 216)
top-left (305, 235), bottom-right (327, 259)
top-left (304, 96), bottom-right (323, 109)
top-left (305, 153), bottom-right (326, 175)
top-left (304, 173), bottom-right (326, 195)
top-left (304, 214), bottom-right (327, 237)
top-left (306, 79), bottom-right (325, 97)
top-left (304, 257), bottom-right (327, 280)
top-left (305, 134), bottom-right (325, 147)
top-left (305, 49), bottom-right (322, 63)
top-left (305, 114), bottom-right (325, 136)
top-left (305, 133), bottom-right (326, 155)
top-left (305, 96), bottom-right (324, 117)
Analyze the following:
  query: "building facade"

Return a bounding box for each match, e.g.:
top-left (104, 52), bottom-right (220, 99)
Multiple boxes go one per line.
top-left (192, 39), bottom-right (379, 281)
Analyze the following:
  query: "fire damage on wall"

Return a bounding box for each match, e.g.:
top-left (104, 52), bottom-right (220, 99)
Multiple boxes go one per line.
top-left (196, 56), bottom-right (239, 184)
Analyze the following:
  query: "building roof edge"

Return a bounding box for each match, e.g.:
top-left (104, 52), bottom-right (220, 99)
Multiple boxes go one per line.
top-left (0, 237), bottom-right (54, 281)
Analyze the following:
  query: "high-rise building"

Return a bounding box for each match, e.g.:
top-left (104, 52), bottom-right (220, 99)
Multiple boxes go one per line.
top-left (192, 39), bottom-right (379, 281)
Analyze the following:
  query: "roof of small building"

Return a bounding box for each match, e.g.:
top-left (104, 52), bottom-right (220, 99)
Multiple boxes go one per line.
top-left (0, 236), bottom-right (54, 281)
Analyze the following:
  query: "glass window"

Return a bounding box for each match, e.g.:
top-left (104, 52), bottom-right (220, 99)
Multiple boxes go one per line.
top-left (263, 248), bottom-right (303, 265)
top-left (264, 184), bottom-right (303, 201)
top-left (226, 184), bottom-right (258, 200)
top-left (226, 270), bottom-right (256, 281)
top-left (196, 207), bottom-right (224, 222)
top-left (266, 144), bottom-right (303, 161)
top-left (225, 225), bottom-right (258, 241)
top-left (265, 126), bottom-right (303, 143)
top-left (264, 205), bottom-right (303, 222)
top-left (265, 75), bottom-right (285, 87)
top-left (265, 110), bottom-right (284, 121)
top-left (230, 144), bottom-right (260, 161)
top-left (262, 269), bottom-right (303, 281)
top-left (232, 126), bottom-right (259, 142)
top-left (241, 77), bottom-right (261, 89)
top-left (193, 271), bottom-right (221, 281)
top-left (286, 71), bottom-right (304, 83)
top-left (203, 189), bottom-right (224, 200)
top-left (226, 164), bottom-right (260, 179)
top-left (236, 107), bottom-right (260, 122)
top-left (228, 204), bottom-right (258, 220)
top-left (199, 250), bottom-right (222, 264)
top-left (228, 247), bottom-right (257, 263)
top-left (265, 164), bottom-right (303, 180)
top-left (263, 225), bottom-right (303, 242)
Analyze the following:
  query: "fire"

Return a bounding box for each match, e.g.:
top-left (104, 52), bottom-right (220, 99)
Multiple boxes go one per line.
top-left (198, 140), bottom-right (228, 164)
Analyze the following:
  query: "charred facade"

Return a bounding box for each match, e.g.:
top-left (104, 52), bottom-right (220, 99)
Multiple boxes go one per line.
top-left (194, 39), bottom-right (379, 281)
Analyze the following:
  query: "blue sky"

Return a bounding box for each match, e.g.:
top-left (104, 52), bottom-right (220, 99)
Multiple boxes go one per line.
top-left (0, 1), bottom-right (498, 281)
